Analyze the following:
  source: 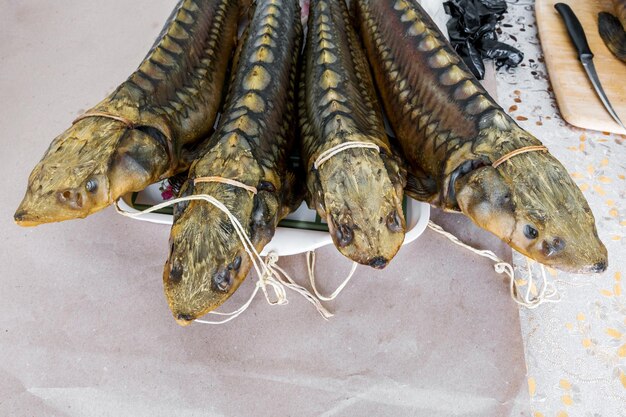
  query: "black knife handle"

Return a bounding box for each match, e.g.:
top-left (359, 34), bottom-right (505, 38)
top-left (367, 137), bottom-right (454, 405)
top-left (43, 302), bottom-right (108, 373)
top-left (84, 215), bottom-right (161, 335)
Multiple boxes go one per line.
top-left (555, 3), bottom-right (594, 61)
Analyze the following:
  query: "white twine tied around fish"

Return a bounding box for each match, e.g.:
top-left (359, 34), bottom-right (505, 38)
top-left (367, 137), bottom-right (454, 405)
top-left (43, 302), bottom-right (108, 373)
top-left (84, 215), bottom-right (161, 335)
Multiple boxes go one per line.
top-left (112, 142), bottom-right (378, 323)
top-left (306, 143), bottom-right (561, 309)
top-left (115, 143), bottom-right (561, 323)
top-left (115, 176), bottom-right (334, 324)
top-left (426, 221), bottom-right (560, 309)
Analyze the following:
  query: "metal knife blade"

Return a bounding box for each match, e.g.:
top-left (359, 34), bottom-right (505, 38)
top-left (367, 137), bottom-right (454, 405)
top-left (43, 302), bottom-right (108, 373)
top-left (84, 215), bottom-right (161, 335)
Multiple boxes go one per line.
top-left (581, 58), bottom-right (626, 131)
top-left (555, 3), bottom-right (626, 131)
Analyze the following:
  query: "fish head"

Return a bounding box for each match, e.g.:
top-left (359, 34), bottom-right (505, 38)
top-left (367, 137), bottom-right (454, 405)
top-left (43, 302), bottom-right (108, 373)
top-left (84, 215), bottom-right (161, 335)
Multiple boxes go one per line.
top-left (314, 147), bottom-right (406, 269)
top-left (163, 159), bottom-right (269, 326)
top-left (455, 152), bottom-right (608, 274)
top-left (14, 119), bottom-right (170, 226)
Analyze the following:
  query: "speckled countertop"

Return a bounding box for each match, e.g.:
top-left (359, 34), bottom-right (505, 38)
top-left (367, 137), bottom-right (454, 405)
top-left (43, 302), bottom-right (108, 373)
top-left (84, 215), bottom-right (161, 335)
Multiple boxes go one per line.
top-left (498, 2), bottom-right (626, 416)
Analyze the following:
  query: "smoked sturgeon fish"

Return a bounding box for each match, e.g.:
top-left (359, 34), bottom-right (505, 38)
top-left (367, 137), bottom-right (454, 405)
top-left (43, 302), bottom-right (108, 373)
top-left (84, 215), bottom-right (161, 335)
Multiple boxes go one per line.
top-left (599, 0), bottom-right (626, 62)
top-left (353, 0), bottom-right (608, 273)
top-left (300, 0), bottom-right (406, 268)
top-left (164, 0), bottom-right (303, 325)
top-left (15, 0), bottom-right (241, 226)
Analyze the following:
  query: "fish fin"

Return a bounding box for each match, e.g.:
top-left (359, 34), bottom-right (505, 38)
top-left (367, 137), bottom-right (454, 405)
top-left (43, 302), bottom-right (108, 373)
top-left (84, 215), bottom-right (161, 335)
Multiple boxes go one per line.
top-left (598, 12), bottom-right (626, 62)
top-left (405, 170), bottom-right (437, 202)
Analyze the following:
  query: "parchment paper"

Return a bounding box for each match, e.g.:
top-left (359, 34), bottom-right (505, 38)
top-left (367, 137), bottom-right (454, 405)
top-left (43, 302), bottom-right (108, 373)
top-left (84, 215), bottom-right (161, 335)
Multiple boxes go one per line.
top-left (0, 1), bottom-right (529, 416)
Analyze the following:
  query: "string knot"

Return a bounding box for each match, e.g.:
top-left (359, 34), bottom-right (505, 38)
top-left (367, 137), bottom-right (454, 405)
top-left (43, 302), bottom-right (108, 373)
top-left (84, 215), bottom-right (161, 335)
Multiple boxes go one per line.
top-left (265, 252), bottom-right (280, 265)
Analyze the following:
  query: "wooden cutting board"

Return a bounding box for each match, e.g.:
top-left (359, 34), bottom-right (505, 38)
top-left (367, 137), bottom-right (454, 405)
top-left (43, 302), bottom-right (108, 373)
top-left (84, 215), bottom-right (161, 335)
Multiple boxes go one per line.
top-left (536, 0), bottom-right (626, 135)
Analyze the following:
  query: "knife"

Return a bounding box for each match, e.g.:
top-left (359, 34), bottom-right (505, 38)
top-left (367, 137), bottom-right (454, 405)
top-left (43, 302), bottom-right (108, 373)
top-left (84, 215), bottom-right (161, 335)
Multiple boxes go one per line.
top-left (555, 3), bottom-right (625, 131)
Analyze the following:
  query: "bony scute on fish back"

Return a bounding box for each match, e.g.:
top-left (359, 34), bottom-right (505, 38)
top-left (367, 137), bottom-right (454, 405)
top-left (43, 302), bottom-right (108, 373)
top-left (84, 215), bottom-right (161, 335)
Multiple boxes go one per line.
top-left (353, 0), bottom-right (607, 273)
top-left (164, 0), bottom-right (303, 325)
top-left (300, 0), bottom-right (406, 269)
top-left (14, 0), bottom-right (241, 226)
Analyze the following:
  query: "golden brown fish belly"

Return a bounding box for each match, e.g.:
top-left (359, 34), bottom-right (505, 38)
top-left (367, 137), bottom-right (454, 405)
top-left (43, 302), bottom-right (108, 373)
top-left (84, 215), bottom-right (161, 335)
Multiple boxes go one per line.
top-left (164, 0), bottom-right (303, 325)
top-left (300, 0), bottom-right (406, 268)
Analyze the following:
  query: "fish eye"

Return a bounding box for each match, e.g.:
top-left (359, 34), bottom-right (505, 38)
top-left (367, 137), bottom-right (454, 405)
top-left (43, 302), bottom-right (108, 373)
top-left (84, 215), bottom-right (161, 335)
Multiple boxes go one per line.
top-left (523, 225), bottom-right (539, 240)
top-left (85, 179), bottom-right (98, 193)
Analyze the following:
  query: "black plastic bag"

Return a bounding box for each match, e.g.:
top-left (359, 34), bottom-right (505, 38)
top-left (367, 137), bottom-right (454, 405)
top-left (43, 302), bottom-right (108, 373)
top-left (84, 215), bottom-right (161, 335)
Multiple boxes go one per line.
top-left (444, 0), bottom-right (523, 79)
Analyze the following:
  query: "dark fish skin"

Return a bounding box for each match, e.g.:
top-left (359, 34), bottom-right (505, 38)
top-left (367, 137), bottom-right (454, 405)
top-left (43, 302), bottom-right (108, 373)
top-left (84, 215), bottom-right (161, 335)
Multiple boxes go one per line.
top-left (599, 0), bottom-right (626, 62)
top-left (299, 0), bottom-right (406, 268)
top-left (352, 0), bottom-right (504, 207)
top-left (353, 0), bottom-right (608, 273)
top-left (15, 0), bottom-right (241, 226)
top-left (612, 0), bottom-right (626, 26)
top-left (104, 0), bottom-right (240, 154)
top-left (164, 0), bottom-right (303, 325)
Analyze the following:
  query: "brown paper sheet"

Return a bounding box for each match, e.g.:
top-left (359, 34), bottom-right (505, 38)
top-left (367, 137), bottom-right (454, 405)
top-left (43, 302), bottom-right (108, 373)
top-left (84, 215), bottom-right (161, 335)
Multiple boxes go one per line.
top-left (0, 1), bottom-right (529, 416)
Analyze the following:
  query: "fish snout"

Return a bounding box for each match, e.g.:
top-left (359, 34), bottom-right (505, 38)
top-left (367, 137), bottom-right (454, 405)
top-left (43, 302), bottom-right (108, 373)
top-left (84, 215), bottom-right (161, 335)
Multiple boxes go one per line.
top-left (57, 188), bottom-right (87, 210)
top-left (591, 259), bottom-right (608, 273)
top-left (14, 208), bottom-right (28, 223)
top-left (14, 197), bottom-right (47, 226)
top-left (368, 256), bottom-right (388, 269)
top-left (175, 313), bottom-right (195, 327)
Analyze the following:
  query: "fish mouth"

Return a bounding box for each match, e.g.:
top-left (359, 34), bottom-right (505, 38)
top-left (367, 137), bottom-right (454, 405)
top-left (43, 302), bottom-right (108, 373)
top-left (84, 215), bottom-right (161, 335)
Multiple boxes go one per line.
top-left (590, 259), bottom-right (608, 273)
top-left (368, 256), bottom-right (389, 269)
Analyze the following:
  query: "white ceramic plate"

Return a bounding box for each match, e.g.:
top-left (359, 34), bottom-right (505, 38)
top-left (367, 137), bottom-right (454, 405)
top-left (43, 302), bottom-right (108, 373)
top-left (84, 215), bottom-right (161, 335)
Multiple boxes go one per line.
top-left (118, 181), bottom-right (430, 257)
